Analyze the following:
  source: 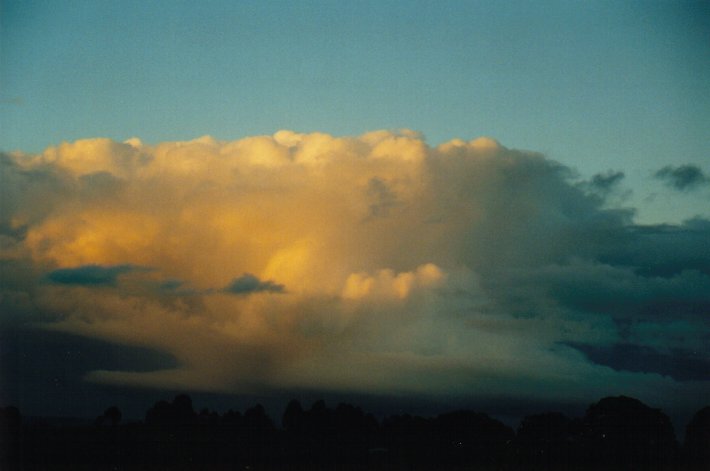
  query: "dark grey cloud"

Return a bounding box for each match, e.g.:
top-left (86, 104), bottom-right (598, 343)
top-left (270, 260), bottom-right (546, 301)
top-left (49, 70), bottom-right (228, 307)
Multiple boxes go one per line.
top-left (225, 273), bottom-right (285, 295)
top-left (541, 263), bottom-right (710, 322)
top-left (599, 218), bottom-right (710, 277)
top-left (576, 171), bottom-right (629, 207)
top-left (0, 327), bottom-right (177, 418)
top-left (590, 170), bottom-right (625, 195)
top-left (46, 264), bottom-right (138, 286)
top-left (591, 170), bottom-right (624, 190)
top-left (475, 208), bottom-right (710, 376)
top-left (655, 164), bottom-right (709, 191)
top-left (567, 342), bottom-right (710, 382)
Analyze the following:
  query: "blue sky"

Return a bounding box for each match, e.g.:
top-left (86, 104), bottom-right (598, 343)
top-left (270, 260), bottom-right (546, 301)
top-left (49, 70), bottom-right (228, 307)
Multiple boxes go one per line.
top-left (2, 1), bottom-right (708, 209)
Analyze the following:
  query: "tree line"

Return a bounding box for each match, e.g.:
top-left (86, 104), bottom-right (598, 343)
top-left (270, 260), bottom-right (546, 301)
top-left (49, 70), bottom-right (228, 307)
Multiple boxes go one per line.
top-left (1, 394), bottom-right (709, 470)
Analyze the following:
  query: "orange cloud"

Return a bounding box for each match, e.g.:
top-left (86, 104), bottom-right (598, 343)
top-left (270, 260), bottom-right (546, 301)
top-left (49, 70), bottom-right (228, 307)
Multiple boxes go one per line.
top-left (3, 130), bottom-right (709, 409)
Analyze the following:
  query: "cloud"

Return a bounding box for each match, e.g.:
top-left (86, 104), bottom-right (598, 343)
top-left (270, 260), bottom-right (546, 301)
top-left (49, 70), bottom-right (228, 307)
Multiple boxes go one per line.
top-left (567, 342), bottom-right (710, 382)
top-left (46, 264), bottom-right (138, 286)
top-left (1, 131), bottom-right (708, 416)
top-left (592, 170), bottom-right (624, 190)
top-left (225, 273), bottom-right (285, 295)
top-left (366, 177), bottom-right (399, 218)
top-left (341, 263), bottom-right (444, 300)
top-left (590, 170), bottom-right (624, 192)
top-left (655, 164), bottom-right (709, 191)
top-left (578, 170), bottom-right (629, 207)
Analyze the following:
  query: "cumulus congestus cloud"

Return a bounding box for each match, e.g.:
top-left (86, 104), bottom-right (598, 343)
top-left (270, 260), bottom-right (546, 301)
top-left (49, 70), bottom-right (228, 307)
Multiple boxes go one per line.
top-left (1, 130), bottom-right (709, 408)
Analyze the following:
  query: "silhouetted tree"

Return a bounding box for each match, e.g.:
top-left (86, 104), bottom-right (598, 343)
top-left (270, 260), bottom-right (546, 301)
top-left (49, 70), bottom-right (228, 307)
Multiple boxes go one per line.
top-left (515, 412), bottom-right (581, 469)
top-left (307, 399), bottom-right (330, 435)
top-left (382, 413), bottom-right (434, 462)
top-left (0, 406), bottom-right (21, 466)
top-left (145, 399), bottom-right (172, 425)
top-left (684, 406), bottom-right (710, 469)
top-left (144, 394), bottom-right (196, 426)
top-left (241, 404), bottom-right (276, 465)
top-left (332, 403), bottom-right (378, 463)
top-left (8, 394), bottom-right (703, 470)
top-left (222, 409), bottom-right (243, 426)
top-left (334, 402), bottom-right (378, 436)
top-left (172, 394), bottom-right (195, 424)
top-left (581, 396), bottom-right (678, 469)
top-left (198, 407), bottom-right (220, 425)
top-left (433, 410), bottom-right (515, 467)
top-left (282, 399), bottom-right (304, 433)
top-left (243, 403), bottom-right (274, 431)
top-left (0, 407), bottom-right (21, 429)
top-left (103, 406), bottom-right (122, 426)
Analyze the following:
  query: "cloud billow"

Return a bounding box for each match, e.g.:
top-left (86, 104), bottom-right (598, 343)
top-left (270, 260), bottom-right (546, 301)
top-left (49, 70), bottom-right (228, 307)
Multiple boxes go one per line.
top-left (1, 130), bottom-right (708, 415)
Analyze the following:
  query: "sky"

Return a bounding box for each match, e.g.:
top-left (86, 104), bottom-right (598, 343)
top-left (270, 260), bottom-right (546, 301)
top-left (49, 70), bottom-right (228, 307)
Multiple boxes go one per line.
top-left (2, 0), bottom-right (710, 222)
top-left (1, 0), bottom-right (709, 427)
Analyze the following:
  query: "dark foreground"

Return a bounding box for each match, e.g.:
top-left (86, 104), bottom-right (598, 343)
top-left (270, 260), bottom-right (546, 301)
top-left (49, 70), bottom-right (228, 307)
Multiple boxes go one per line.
top-left (1, 395), bottom-right (709, 470)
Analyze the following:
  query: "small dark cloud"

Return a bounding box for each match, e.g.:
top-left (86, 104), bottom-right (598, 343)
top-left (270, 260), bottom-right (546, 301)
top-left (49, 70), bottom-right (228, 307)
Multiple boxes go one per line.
top-left (46, 264), bottom-right (137, 286)
top-left (567, 342), bottom-right (710, 382)
top-left (655, 165), bottom-right (708, 191)
top-left (225, 273), bottom-right (285, 295)
top-left (591, 170), bottom-right (624, 192)
top-left (580, 170), bottom-right (628, 203)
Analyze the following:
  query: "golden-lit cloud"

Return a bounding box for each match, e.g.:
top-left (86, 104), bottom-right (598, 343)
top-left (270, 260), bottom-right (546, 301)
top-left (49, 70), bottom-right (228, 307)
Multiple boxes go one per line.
top-left (2, 131), bottom-right (710, 408)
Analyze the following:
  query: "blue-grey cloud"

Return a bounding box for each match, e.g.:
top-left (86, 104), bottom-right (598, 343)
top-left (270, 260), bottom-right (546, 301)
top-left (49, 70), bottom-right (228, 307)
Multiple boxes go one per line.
top-left (46, 264), bottom-right (137, 286)
top-left (599, 218), bottom-right (710, 278)
top-left (655, 164), bottom-right (709, 191)
top-left (578, 170), bottom-right (628, 205)
top-left (225, 273), bottom-right (285, 295)
top-left (591, 170), bottom-right (624, 192)
top-left (567, 342), bottom-right (710, 382)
